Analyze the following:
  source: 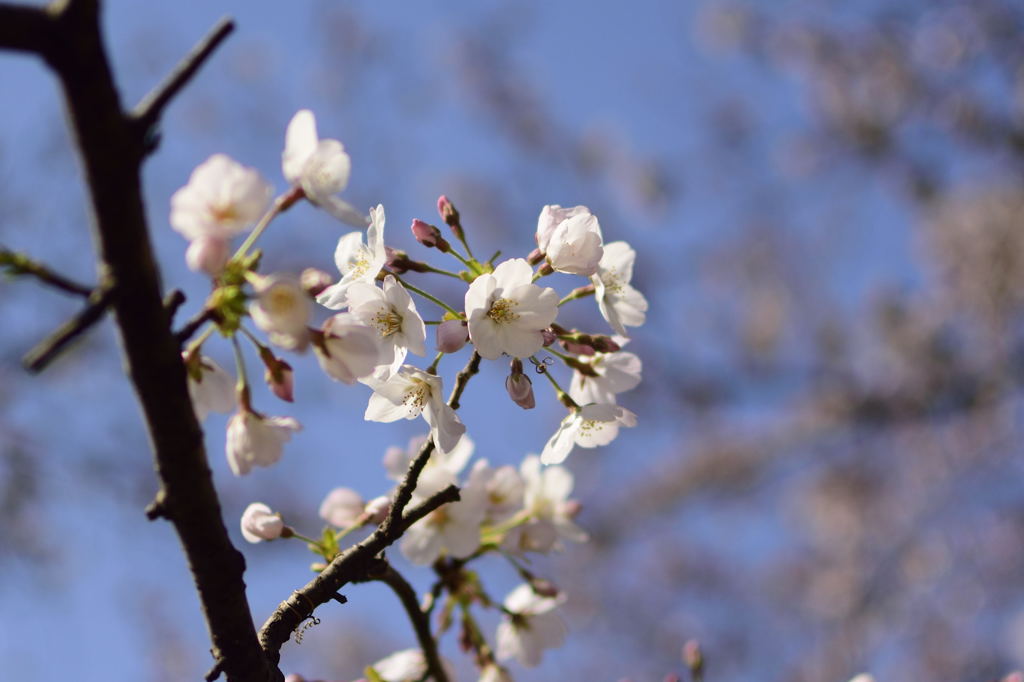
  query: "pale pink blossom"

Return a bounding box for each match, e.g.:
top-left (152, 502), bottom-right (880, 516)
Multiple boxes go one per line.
top-left (383, 434), bottom-right (475, 482)
top-left (313, 313), bottom-right (381, 384)
top-left (495, 584), bottom-right (567, 668)
top-left (185, 235), bottom-right (230, 276)
top-left (345, 275), bottom-right (426, 379)
top-left (465, 258), bottom-right (559, 360)
top-left (249, 275), bottom-right (312, 351)
top-left (225, 411), bottom-right (301, 476)
top-left (400, 465), bottom-right (486, 565)
top-left (504, 456), bottom-right (587, 553)
top-left (317, 204), bottom-right (387, 309)
top-left (363, 366), bottom-right (466, 455)
top-left (319, 487), bottom-right (365, 528)
top-left (240, 502), bottom-right (284, 543)
top-left (545, 210), bottom-right (604, 276)
top-left (170, 154), bottom-right (272, 241)
top-left (592, 241), bottom-right (648, 336)
top-left (568, 350), bottom-right (642, 405)
top-left (535, 204), bottom-right (590, 253)
top-left (281, 109), bottom-right (367, 227)
top-left (185, 354), bottom-right (235, 422)
top-left (540, 403), bottom-right (637, 465)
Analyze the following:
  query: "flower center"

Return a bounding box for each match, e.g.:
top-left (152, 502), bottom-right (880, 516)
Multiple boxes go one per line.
top-left (402, 379), bottom-right (431, 416)
top-left (578, 418), bottom-right (607, 438)
top-left (209, 202), bottom-right (239, 224)
top-left (601, 269), bottom-right (624, 295)
top-left (371, 307), bottom-right (403, 337)
top-left (487, 297), bottom-right (520, 324)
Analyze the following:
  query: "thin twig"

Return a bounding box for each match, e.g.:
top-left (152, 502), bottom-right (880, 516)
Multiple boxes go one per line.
top-left (175, 307), bottom-right (217, 346)
top-left (22, 283), bottom-right (114, 373)
top-left (133, 17), bottom-right (235, 135)
top-left (366, 564), bottom-right (450, 682)
top-left (1, 247), bottom-right (93, 296)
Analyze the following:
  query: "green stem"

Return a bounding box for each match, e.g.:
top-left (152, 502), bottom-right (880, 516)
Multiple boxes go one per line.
top-left (427, 351), bottom-right (444, 374)
top-left (559, 287), bottom-right (596, 306)
top-left (393, 274), bottom-right (462, 318)
top-left (232, 190), bottom-right (294, 261)
top-left (423, 264), bottom-right (464, 279)
top-left (530, 355), bottom-right (569, 399)
top-left (288, 532), bottom-right (324, 550)
top-left (186, 324), bottom-right (216, 354)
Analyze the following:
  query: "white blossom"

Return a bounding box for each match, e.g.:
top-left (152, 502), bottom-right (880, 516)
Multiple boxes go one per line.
top-left (540, 403), bottom-right (637, 465)
top-left (479, 665), bottom-right (513, 682)
top-left (383, 433), bottom-right (474, 482)
top-left (249, 274), bottom-right (312, 351)
top-left (240, 502), bottom-right (284, 543)
top-left (363, 366), bottom-right (466, 455)
top-left (469, 460), bottom-right (525, 526)
top-left (281, 109), bottom-right (367, 227)
top-left (545, 211), bottom-right (604, 276)
top-left (346, 275), bottom-right (426, 379)
top-left (400, 465), bottom-right (486, 565)
top-left (592, 241), bottom-right (648, 336)
top-left (225, 411), bottom-right (301, 476)
top-left (369, 648), bottom-right (456, 682)
top-left (316, 204), bottom-right (387, 309)
top-left (185, 235), bottom-right (230, 276)
top-left (465, 258), bottom-right (559, 360)
top-left (568, 350), bottom-right (642, 405)
top-left (170, 154), bottom-right (272, 241)
top-left (495, 584), bottom-right (567, 668)
top-left (313, 313), bottom-right (382, 384)
top-left (535, 204), bottom-right (589, 253)
top-left (318, 487), bottom-right (365, 528)
top-left (185, 354), bottom-right (235, 421)
top-left (504, 456), bottom-right (586, 553)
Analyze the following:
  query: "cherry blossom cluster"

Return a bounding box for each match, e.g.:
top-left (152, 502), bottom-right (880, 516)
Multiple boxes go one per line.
top-left (174, 109), bottom-right (647, 681)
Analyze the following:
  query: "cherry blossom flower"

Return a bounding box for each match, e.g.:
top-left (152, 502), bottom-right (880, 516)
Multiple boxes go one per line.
top-left (540, 403), bottom-right (637, 465)
top-left (316, 204), bottom-right (387, 310)
top-left (281, 109), bottom-right (367, 227)
top-left (592, 241), bottom-right (648, 336)
top-left (185, 235), bottom-right (230, 276)
top-left (170, 154), bottom-right (272, 241)
top-left (383, 433), bottom-right (474, 482)
top-left (400, 465), bottom-right (487, 564)
top-left (469, 460), bottom-right (524, 526)
top-left (363, 366), bottom-right (466, 455)
top-left (504, 456), bottom-right (586, 553)
top-left (495, 584), bottom-right (567, 668)
top-left (544, 211), bottom-right (604, 276)
top-left (225, 410), bottom-right (301, 476)
top-left (368, 649), bottom-right (455, 682)
top-left (312, 313), bottom-right (382, 384)
top-left (568, 350), bottom-right (642, 405)
top-left (345, 275), bottom-right (426, 379)
top-left (240, 502), bottom-right (284, 543)
top-left (535, 204), bottom-right (590, 253)
top-left (479, 664), bottom-right (514, 682)
top-left (318, 487), bottom-right (365, 528)
top-left (184, 354), bottom-right (235, 421)
top-left (249, 274), bottom-right (312, 351)
top-left (465, 258), bottom-right (559, 360)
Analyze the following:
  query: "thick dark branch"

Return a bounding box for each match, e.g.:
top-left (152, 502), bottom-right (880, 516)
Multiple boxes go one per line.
top-left (132, 17), bottom-right (234, 142)
top-left (365, 565), bottom-right (450, 682)
top-left (0, 3), bottom-right (55, 55)
top-left (22, 283), bottom-right (113, 373)
top-left (0, 4), bottom-right (273, 681)
top-left (257, 485), bottom-right (460, 665)
top-left (1, 247), bottom-right (93, 296)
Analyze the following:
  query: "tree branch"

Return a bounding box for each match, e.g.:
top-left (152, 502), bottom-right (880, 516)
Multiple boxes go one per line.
top-left (0, 5), bottom-right (275, 680)
top-left (1, 247), bottom-right (93, 296)
top-left (132, 16), bottom-right (234, 151)
top-left (22, 282), bottom-right (113, 373)
top-left (363, 564), bottom-right (450, 682)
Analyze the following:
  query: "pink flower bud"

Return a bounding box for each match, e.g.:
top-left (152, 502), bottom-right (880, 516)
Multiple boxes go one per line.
top-left (264, 360), bottom-right (294, 403)
top-left (300, 267), bottom-right (334, 297)
top-left (541, 327), bottom-right (557, 346)
top-left (530, 578), bottom-right (560, 598)
top-left (683, 640), bottom-right (703, 676)
top-left (240, 502), bottom-right (285, 543)
top-left (363, 495), bottom-right (391, 524)
top-left (558, 499), bottom-right (582, 519)
top-left (319, 487), bottom-right (365, 528)
top-left (527, 247), bottom-right (545, 265)
top-left (385, 246), bottom-right (431, 274)
top-left (437, 194), bottom-right (464, 242)
top-left (185, 236), bottom-right (230, 276)
top-left (436, 319), bottom-right (469, 353)
top-left (505, 363), bottom-right (536, 410)
top-left (410, 219), bottom-right (451, 252)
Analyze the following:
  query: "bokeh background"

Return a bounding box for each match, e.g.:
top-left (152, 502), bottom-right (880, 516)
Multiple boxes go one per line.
top-left (3, 0), bottom-right (1024, 680)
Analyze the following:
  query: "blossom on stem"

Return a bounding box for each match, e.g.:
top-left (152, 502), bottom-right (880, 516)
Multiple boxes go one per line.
top-left (312, 313), bottom-right (382, 384)
top-left (249, 274), bottom-right (312, 351)
top-left (345, 275), bottom-right (426, 379)
top-left (317, 204), bottom-right (387, 310)
top-left (369, 649), bottom-right (455, 682)
top-left (469, 459), bottom-right (524, 526)
top-left (184, 353), bottom-right (235, 421)
top-left (318, 487), bottom-right (365, 528)
top-left (185, 235), bottom-right (230, 276)
top-left (436, 319), bottom-right (469, 353)
top-left (495, 584), bottom-right (567, 668)
top-left (505, 358), bottom-right (535, 409)
top-left (281, 109), bottom-right (368, 227)
top-left (568, 350), bottom-right (642, 405)
top-left (535, 204), bottom-right (589, 253)
top-left (504, 455), bottom-right (587, 553)
top-left (363, 366), bottom-right (466, 455)
top-left (592, 241), bottom-right (648, 336)
top-left (400, 465), bottom-right (486, 564)
top-left (545, 211), bottom-right (604, 276)
top-left (240, 502), bottom-right (285, 542)
top-left (170, 154), bottom-right (272, 241)
top-left (225, 410), bottom-right (302, 476)
top-left (465, 258), bottom-right (559, 360)
top-left (540, 403), bottom-right (637, 465)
